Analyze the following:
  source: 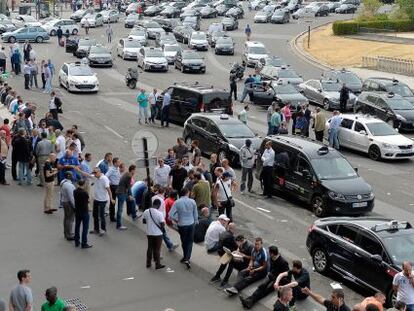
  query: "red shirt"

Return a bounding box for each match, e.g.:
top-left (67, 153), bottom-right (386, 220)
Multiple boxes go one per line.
top-left (164, 197), bottom-right (175, 226)
top-left (0, 124), bottom-right (11, 146)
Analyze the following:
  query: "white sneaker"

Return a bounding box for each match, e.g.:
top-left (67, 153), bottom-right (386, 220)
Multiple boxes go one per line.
top-left (240, 191), bottom-right (245, 195)
top-left (117, 226), bottom-right (127, 231)
top-left (99, 230), bottom-right (106, 236)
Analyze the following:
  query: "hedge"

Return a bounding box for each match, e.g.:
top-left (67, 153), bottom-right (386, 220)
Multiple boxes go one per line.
top-left (332, 19), bottom-right (414, 35)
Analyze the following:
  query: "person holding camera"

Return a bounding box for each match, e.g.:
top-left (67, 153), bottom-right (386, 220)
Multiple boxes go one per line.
top-left (240, 139), bottom-right (255, 195)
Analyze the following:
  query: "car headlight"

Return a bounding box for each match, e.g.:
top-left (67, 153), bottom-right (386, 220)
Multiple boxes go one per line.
top-left (382, 143), bottom-right (397, 149)
top-left (328, 191), bottom-right (345, 201)
top-left (369, 191), bottom-right (375, 199)
top-left (396, 114), bottom-right (407, 122)
top-left (228, 144), bottom-right (239, 153)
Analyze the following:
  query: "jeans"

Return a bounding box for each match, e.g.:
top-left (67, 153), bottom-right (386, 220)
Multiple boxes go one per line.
top-left (328, 128), bottom-right (340, 149)
top-left (267, 122), bottom-right (273, 136)
top-left (18, 161), bottom-right (31, 184)
top-left (139, 106), bottom-right (149, 122)
top-left (150, 104), bottom-right (158, 123)
top-left (41, 73), bottom-right (46, 89)
top-left (163, 231), bottom-right (174, 249)
top-left (248, 276), bottom-right (276, 306)
top-left (315, 130), bottom-right (324, 142)
top-left (30, 73), bottom-right (38, 88)
top-left (262, 166), bottom-right (273, 197)
top-left (215, 260), bottom-right (249, 283)
top-left (93, 200), bottom-right (107, 232)
top-left (50, 108), bottom-right (59, 121)
top-left (240, 87), bottom-right (248, 103)
top-left (45, 78), bottom-right (52, 93)
top-left (75, 212), bottom-right (90, 246)
top-left (240, 167), bottom-right (253, 192)
top-left (11, 153), bottom-right (17, 180)
top-left (234, 268), bottom-right (267, 291)
top-left (230, 84), bottom-right (237, 100)
top-left (178, 224), bottom-right (195, 261)
top-left (0, 160), bottom-right (5, 183)
top-left (406, 304), bottom-right (414, 311)
top-left (147, 235), bottom-right (162, 266)
top-left (161, 105), bottom-right (170, 127)
top-left (0, 59), bottom-right (5, 72)
top-left (116, 193), bottom-right (128, 228)
top-left (218, 200), bottom-right (233, 222)
top-left (63, 202), bottom-right (75, 239)
top-left (109, 185), bottom-right (118, 221)
top-left (24, 74), bottom-right (30, 89)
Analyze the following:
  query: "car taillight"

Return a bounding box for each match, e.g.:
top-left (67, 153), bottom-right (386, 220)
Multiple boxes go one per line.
top-left (199, 101), bottom-right (205, 112)
top-left (386, 268), bottom-right (398, 278)
top-left (308, 225), bottom-right (316, 233)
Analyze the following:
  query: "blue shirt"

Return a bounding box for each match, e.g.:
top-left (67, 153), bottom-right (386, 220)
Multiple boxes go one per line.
top-left (105, 166), bottom-right (121, 185)
top-left (58, 155), bottom-right (80, 181)
top-left (244, 77), bottom-right (254, 86)
top-left (131, 181), bottom-right (147, 206)
top-left (169, 196), bottom-right (198, 226)
top-left (162, 92), bottom-right (171, 108)
top-left (251, 247), bottom-right (269, 271)
top-left (80, 160), bottom-right (92, 180)
top-left (98, 160), bottom-right (109, 175)
top-left (329, 115), bottom-right (343, 130)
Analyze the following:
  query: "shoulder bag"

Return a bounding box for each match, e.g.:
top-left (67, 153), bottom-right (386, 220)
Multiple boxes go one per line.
top-left (220, 179), bottom-right (235, 208)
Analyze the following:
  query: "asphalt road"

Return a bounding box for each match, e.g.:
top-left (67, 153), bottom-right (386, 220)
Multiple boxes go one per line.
top-left (1, 7), bottom-right (414, 311)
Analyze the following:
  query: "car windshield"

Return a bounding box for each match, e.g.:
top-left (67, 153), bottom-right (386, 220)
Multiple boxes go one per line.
top-left (322, 82), bottom-right (341, 92)
top-left (192, 33), bottom-right (206, 40)
top-left (219, 122), bottom-right (254, 138)
top-left (89, 46), bottom-right (109, 54)
top-left (366, 122), bottom-right (397, 136)
top-left (222, 18), bottom-right (232, 23)
top-left (217, 38), bottom-right (232, 44)
top-left (183, 52), bottom-right (201, 59)
top-left (164, 45), bottom-right (181, 52)
top-left (69, 66), bottom-right (93, 76)
top-left (79, 39), bottom-right (96, 47)
top-left (146, 49), bottom-right (164, 57)
top-left (249, 46), bottom-right (266, 54)
top-left (275, 84), bottom-right (298, 94)
top-left (336, 72), bottom-right (360, 85)
top-left (388, 98), bottom-right (414, 110)
top-left (383, 233), bottom-right (414, 266)
top-left (266, 58), bottom-right (286, 67)
top-left (130, 28), bottom-right (144, 36)
top-left (125, 40), bottom-right (141, 48)
top-left (388, 84), bottom-right (414, 97)
top-left (278, 70), bottom-right (299, 79)
top-left (273, 10), bottom-right (284, 16)
top-left (311, 157), bottom-right (357, 180)
top-left (146, 21), bottom-right (160, 28)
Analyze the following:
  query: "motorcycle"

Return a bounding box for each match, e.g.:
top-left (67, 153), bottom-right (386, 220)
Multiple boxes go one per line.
top-left (230, 62), bottom-right (246, 80)
top-left (125, 67), bottom-right (138, 89)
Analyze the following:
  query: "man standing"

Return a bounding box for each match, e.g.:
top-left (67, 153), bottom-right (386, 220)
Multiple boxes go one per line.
top-left (12, 129), bottom-right (32, 186)
top-left (240, 74), bottom-right (255, 104)
top-left (339, 83), bottom-right (349, 113)
top-left (9, 270), bottom-right (33, 311)
top-left (41, 287), bottom-right (65, 311)
top-left (271, 108), bottom-right (282, 135)
top-left (230, 73), bottom-right (237, 101)
top-left (115, 165), bottom-right (136, 230)
top-left (98, 152), bottom-right (112, 175)
top-left (302, 287), bottom-right (351, 311)
top-left (154, 158), bottom-right (171, 188)
top-left (106, 24), bottom-right (113, 43)
top-left (173, 138), bottom-right (188, 160)
top-left (245, 24), bottom-right (252, 41)
top-left (0, 46), bottom-right (6, 72)
top-left (191, 172), bottom-right (211, 209)
top-left (60, 172), bottom-right (76, 240)
top-left (143, 201), bottom-right (166, 269)
top-left (74, 180), bottom-right (92, 248)
top-left (105, 157), bottom-right (121, 223)
top-left (0, 130), bottom-right (9, 185)
top-left (261, 141), bottom-right (275, 198)
top-left (240, 139), bottom-right (255, 194)
top-left (43, 153), bottom-right (58, 214)
top-left (313, 107), bottom-right (326, 142)
top-left (91, 167), bottom-right (114, 235)
top-left (393, 261), bottom-right (414, 311)
top-left (49, 92), bottom-right (62, 121)
top-left (168, 159), bottom-right (188, 192)
top-left (35, 132), bottom-right (53, 186)
top-left (328, 110), bottom-right (342, 150)
top-left (23, 61), bottom-right (31, 90)
top-left (161, 90), bottom-right (171, 127)
top-left (267, 102), bottom-right (276, 135)
top-left (169, 188), bottom-right (198, 269)
top-left (137, 88), bottom-right (149, 124)
top-left (56, 26), bottom-right (63, 45)
top-left (148, 88), bottom-right (159, 124)
top-left (238, 105), bottom-right (249, 125)
top-left (84, 19), bottom-right (90, 35)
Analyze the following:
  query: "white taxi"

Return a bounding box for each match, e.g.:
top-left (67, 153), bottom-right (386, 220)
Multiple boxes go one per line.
top-left (58, 62), bottom-right (99, 93)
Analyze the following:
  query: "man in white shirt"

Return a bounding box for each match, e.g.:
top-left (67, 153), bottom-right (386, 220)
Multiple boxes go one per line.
top-left (142, 201), bottom-right (166, 269)
top-left (205, 214), bottom-right (229, 253)
top-left (393, 261), bottom-right (414, 311)
top-left (105, 158), bottom-right (121, 222)
top-left (55, 130), bottom-right (66, 160)
top-left (91, 167), bottom-right (114, 236)
top-left (261, 141), bottom-right (275, 198)
top-left (148, 88), bottom-right (159, 124)
top-left (153, 158), bottom-right (170, 188)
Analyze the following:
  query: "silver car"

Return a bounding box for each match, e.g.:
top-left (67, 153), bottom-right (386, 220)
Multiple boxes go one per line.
top-left (100, 9), bottom-right (119, 23)
top-left (117, 38), bottom-right (142, 60)
top-left (128, 27), bottom-right (148, 45)
top-left (124, 13), bottom-right (139, 28)
top-left (254, 10), bottom-right (271, 23)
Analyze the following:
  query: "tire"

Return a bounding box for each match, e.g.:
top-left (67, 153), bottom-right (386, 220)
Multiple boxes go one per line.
top-left (386, 287), bottom-right (397, 308)
top-left (128, 80), bottom-right (137, 89)
top-left (50, 29), bottom-right (56, 36)
top-left (312, 247), bottom-right (330, 273)
top-left (36, 36), bottom-right (43, 43)
top-left (218, 150), bottom-right (227, 162)
top-left (72, 28), bottom-right (78, 35)
top-left (368, 145), bottom-right (381, 161)
top-left (312, 195), bottom-right (326, 217)
top-left (323, 99), bottom-right (330, 111)
top-left (8, 36), bottom-right (16, 43)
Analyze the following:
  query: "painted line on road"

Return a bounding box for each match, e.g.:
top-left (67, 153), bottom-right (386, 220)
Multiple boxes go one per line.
top-left (104, 125), bottom-right (124, 139)
top-left (234, 198), bottom-right (274, 220)
top-left (122, 277), bottom-right (135, 280)
top-left (256, 199), bottom-right (311, 227)
top-left (80, 285), bottom-right (91, 289)
top-left (256, 207), bottom-right (271, 213)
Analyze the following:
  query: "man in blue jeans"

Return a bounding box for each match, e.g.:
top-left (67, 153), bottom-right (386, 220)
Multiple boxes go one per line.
top-left (115, 165), bottom-right (136, 230)
top-left (74, 180), bottom-right (92, 248)
top-left (328, 110), bottom-right (342, 150)
top-left (161, 90), bottom-right (171, 127)
top-left (169, 187), bottom-right (198, 269)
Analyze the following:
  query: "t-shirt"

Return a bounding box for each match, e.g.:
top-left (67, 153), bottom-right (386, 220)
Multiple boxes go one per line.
top-left (164, 197), bottom-right (175, 226)
top-left (287, 268), bottom-right (310, 289)
top-left (204, 221), bottom-right (226, 250)
top-left (323, 300), bottom-right (351, 311)
top-left (142, 208), bottom-right (164, 236)
top-left (74, 188), bottom-right (89, 214)
top-left (44, 161), bottom-right (55, 183)
top-left (169, 167), bottom-right (187, 191)
top-left (94, 175), bottom-right (110, 202)
top-left (173, 144), bottom-right (188, 159)
top-left (9, 284), bottom-right (33, 311)
top-left (137, 93), bottom-right (148, 108)
top-left (41, 297), bottom-right (65, 311)
top-left (251, 247), bottom-right (268, 269)
top-left (393, 272), bottom-right (414, 304)
top-left (192, 180), bottom-right (211, 208)
top-left (273, 300), bottom-right (289, 311)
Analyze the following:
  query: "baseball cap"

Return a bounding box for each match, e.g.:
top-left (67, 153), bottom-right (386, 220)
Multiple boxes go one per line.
top-left (218, 214), bottom-right (230, 222)
top-left (222, 172), bottom-right (231, 178)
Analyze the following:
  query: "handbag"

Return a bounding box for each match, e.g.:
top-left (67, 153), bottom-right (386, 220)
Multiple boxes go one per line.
top-left (220, 179), bottom-right (235, 208)
top-left (148, 208), bottom-right (166, 235)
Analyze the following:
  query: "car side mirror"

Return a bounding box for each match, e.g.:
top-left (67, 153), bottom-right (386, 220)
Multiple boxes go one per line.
top-left (359, 130), bottom-right (366, 135)
top-left (371, 254), bottom-right (382, 264)
top-left (354, 167), bottom-right (358, 173)
top-left (317, 88), bottom-right (322, 92)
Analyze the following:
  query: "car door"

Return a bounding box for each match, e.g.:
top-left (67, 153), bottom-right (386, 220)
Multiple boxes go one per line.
top-left (303, 80), bottom-right (318, 103)
top-left (60, 64), bottom-right (68, 85)
top-left (205, 120), bottom-right (222, 155)
top-left (352, 121), bottom-right (370, 152)
top-left (313, 80), bottom-right (324, 105)
top-left (27, 27), bottom-right (37, 40)
top-left (175, 51), bottom-right (182, 68)
top-left (376, 98), bottom-right (392, 122)
top-left (290, 156), bottom-right (314, 202)
top-left (16, 27), bottom-right (28, 40)
top-left (338, 117), bottom-right (354, 148)
top-left (252, 83), bottom-right (274, 106)
top-left (190, 117), bottom-right (209, 148)
top-left (363, 95), bottom-right (379, 116)
top-left (96, 13), bottom-right (103, 25)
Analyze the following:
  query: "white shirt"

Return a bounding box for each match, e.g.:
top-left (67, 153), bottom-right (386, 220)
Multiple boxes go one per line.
top-left (148, 92), bottom-right (159, 106)
top-left (142, 208), bottom-right (165, 236)
top-left (153, 164), bottom-right (171, 187)
top-left (152, 194), bottom-right (166, 217)
top-left (56, 135), bottom-right (66, 159)
top-left (393, 272), bottom-right (414, 304)
top-left (216, 178), bottom-right (232, 202)
top-left (261, 148), bottom-right (275, 167)
top-left (94, 175), bottom-right (110, 201)
top-left (205, 220), bottom-right (226, 250)
top-left (49, 97), bottom-right (57, 110)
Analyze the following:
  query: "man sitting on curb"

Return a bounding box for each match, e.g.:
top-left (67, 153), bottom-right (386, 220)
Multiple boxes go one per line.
top-left (205, 214), bottom-right (229, 253)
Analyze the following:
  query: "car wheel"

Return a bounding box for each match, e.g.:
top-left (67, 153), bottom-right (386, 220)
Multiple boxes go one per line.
top-left (72, 29), bottom-right (78, 35)
top-left (312, 247), bottom-right (330, 273)
top-left (66, 82), bottom-right (71, 92)
top-left (8, 36), bottom-right (16, 43)
top-left (386, 287), bottom-right (397, 308)
top-left (50, 29), bottom-right (56, 36)
top-left (36, 36), bottom-right (43, 43)
top-left (218, 150), bottom-right (227, 162)
top-left (368, 145), bottom-right (381, 161)
top-left (312, 195), bottom-right (326, 217)
top-left (323, 99), bottom-right (330, 111)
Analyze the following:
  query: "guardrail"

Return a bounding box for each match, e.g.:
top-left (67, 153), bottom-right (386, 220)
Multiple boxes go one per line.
top-left (361, 56), bottom-right (414, 76)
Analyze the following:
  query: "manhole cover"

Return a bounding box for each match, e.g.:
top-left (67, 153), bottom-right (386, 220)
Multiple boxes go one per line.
top-left (64, 297), bottom-right (88, 311)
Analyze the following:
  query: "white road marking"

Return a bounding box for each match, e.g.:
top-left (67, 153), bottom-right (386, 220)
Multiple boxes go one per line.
top-left (256, 207), bottom-right (271, 213)
top-left (104, 125), bottom-right (124, 139)
top-left (122, 277), bottom-right (135, 280)
top-left (80, 285), bottom-right (91, 289)
top-left (234, 198), bottom-right (274, 220)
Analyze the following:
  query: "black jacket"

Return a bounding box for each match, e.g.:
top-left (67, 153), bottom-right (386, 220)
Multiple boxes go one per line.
top-left (217, 230), bottom-right (237, 256)
top-left (268, 255), bottom-right (289, 281)
top-left (12, 135), bottom-right (32, 162)
top-left (339, 87), bottom-right (350, 103)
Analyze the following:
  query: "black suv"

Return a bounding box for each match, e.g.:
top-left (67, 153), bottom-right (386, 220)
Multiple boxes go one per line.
top-left (323, 69), bottom-right (363, 94)
top-left (362, 77), bottom-right (414, 104)
top-left (156, 82), bottom-right (233, 124)
top-left (355, 92), bottom-right (414, 131)
top-left (183, 113), bottom-right (262, 164)
top-left (255, 136), bottom-right (374, 217)
top-left (306, 217), bottom-right (414, 306)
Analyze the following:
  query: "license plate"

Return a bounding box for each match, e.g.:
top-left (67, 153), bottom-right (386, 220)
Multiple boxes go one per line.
top-left (401, 149), bottom-right (413, 153)
top-left (154, 65), bottom-right (162, 68)
top-left (353, 202), bottom-right (368, 208)
top-left (192, 66), bottom-right (200, 69)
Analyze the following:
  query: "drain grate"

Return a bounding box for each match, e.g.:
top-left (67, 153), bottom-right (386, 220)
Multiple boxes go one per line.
top-left (64, 297), bottom-right (88, 311)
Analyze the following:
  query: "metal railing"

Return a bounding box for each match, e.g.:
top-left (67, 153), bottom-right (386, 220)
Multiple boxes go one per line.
top-left (362, 56), bottom-right (414, 76)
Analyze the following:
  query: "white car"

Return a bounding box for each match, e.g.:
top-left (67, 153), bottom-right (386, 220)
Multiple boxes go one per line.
top-left (128, 27), bottom-right (148, 46)
top-left (137, 47), bottom-right (168, 72)
top-left (58, 62), bottom-right (99, 93)
top-left (42, 19), bottom-right (79, 36)
top-left (100, 9), bottom-right (119, 23)
top-left (188, 31), bottom-right (208, 51)
top-left (142, 20), bottom-right (165, 39)
top-left (12, 15), bottom-right (42, 28)
top-left (80, 13), bottom-right (104, 27)
top-left (242, 41), bottom-right (268, 67)
top-left (326, 114), bottom-right (414, 160)
top-left (254, 10), bottom-right (272, 23)
top-left (117, 38), bottom-right (142, 60)
top-left (163, 43), bottom-right (182, 64)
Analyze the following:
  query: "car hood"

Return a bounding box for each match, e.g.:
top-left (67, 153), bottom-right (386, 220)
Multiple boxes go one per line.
top-left (248, 53), bottom-right (268, 59)
top-left (129, 35), bottom-right (146, 41)
top-left (164, 51), bottom-right (178, 57)
top-left (124, 47), bottom-right (141, 54)
top-left (89, 53), bottom-right (111, 59)
top-left (68, 75), bottom-right (98, 84)
top-left (145, 56), bottom-right (167, 63)
top-left (394, 109), bottom-right (414, 121)
top-left (222, 20), bottom-right (233, 25)
top-left (227, 136), bottom-right (261, 151)
top-left (271, 14), bottom-right (284, 19)
top-left (147, 27), bottom-right (164, 33)
top-left (320, 177), bottom-right (372, 195)
top-left (216, 43), bottom-right (233, 48)
top-left (277, 93), bottom-right (308, 102)
top-left (254, 13), bottom-right (267, 18)
top-left (183, 59), bottom-right (204, 65)
top-left (373, 134), bottom-right (413, 145)
top-left (191, 39), bottom-right (207, 44)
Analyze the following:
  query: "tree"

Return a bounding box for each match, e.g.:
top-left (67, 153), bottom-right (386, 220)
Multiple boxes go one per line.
top-left (362, 0), bottom-right (382, 18)
top-left (397, 0), bottom-right (414, 20)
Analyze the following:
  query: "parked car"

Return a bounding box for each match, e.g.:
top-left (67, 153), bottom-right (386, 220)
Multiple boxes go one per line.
top-left (2, 26), bottom-right (50, 43)
top-left (254, 10), bottom-right (272, 23)
top-left (200, 5), bottom-right (218, 18)
top-left (144, 5), bottom-right (164, 16)
top-left (58, 61), bottom-right (99, 93)
top-left (180, 9), bottom-right (201, 20)
top-left (174, 49), bottom-right (206, 73)
top-left (225, 6), bottom-right (244, 18)
top-left (142, 20), bottom-right (165, 39)
top-left (0, 20), bottom-right (16, 33)
top-left (163, 43), bottom-right (182, 64)
top-left (126, 3), bottom-right (141, 15)
top-left (160, 6), bottom-right (181, 18)
top-left (74, 37), bottom-right (96, 58)
top-left (216, 4), bottom-right (230, 15)
top-left (258, 56), bottom-right (288, 68)
top-left (100, 9), bottom-right (120, 23)
top-left (87, 45), bottom-right (112, 67)
top-left (215, 36), bottom-right (234, 55)
top-left (42, 19), bottom-right (79, 36)
top-left (117, 38), bottom-right (142, 60)
top-left (271, 9), bottom-right (290, 23)
top-left (221, 16), bottom-right (238, 30)
top-left (335, 3), bottom-right (357, 13)
top-left (70, 9), bottom-right (93, 22)
top-left (250, 0), bottom-right (268, 10)
top-left (255, 136), bottom-right (374, 217)
top-left (362, 77), bottom-right (414, 104)
top-left (323, 69), bottom-right (362, 94)
top-left (242, 41), bottom-right (268, 67)
top-left (128, 27), bottom-right (148, 45)
top-left (156, 83), bottom-right (233, 124)
top-left (271, 66), bottom-right (303, 87)
top-left (173, 25), bottom-right (193, 44)
top-left (157, 18), bottom-right (182, 32)
top-left (188, 31), bottom-right (208, 51)
top-left (80, 13), bottom-right (104, 27)
top-left (124, 13), bottom-right (139, 28)
top-left (12, 15), bottom-right (42, 28)
top-left (155, 32), bottom-right (177, 47)
top-left (137, 47), bottom-right (168, 72)
top-left (208, 29), bottom-right (226, 47)
top-left (182, 16), bottom-right (201, 30)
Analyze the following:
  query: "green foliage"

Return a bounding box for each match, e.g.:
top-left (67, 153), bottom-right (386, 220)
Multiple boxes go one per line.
top-left (332, 21), bottom-right (359, 35)
top-left (397, 0), bottom-right (414, 20)
top-left (332, 19), bottom-right (414, 35)
top-left (362, 0), bottom-right (382, 18)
